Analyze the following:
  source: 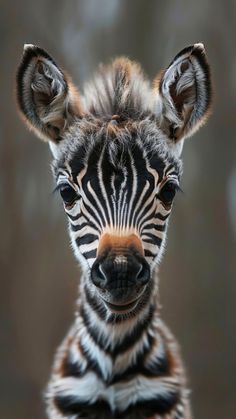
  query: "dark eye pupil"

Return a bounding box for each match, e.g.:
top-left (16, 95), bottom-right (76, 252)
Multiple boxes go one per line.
top-left (158, 182), bottom-right (177, 204)
top-left (60, 185), bottom-right (77, 204)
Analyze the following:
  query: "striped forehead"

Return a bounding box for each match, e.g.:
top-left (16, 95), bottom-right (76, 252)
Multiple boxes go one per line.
top-left (55, 140), bottom-right (180, 185)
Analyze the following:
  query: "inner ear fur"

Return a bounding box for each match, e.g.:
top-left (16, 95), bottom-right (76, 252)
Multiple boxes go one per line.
top-left (16, 44), bottom-right (83, 143)
top-left (154, 43), bottom-right (212, 142)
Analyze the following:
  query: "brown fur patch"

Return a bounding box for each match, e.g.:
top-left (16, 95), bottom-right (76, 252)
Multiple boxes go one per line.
top-left (97, 233), bottom-right (144, 258)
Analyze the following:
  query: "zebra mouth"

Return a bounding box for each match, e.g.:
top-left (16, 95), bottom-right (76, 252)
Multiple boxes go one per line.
top-left (102, 297), bottom-right (140, 313)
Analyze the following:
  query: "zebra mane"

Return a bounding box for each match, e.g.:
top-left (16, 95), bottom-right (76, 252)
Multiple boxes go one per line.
top-left (82, 57), bottom-right (153, 120)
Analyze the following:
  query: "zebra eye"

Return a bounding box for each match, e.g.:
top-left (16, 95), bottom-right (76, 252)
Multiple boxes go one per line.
top-left (158, 181), bottom-right (178, 205)
top-left (59, 184), bottom-right (78, 206)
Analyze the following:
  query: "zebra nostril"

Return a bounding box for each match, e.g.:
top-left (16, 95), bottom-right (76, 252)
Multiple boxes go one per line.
top-left (136, 260), bottom-right (150, 285)
top-left (91, 261), bottom-right (107, 288)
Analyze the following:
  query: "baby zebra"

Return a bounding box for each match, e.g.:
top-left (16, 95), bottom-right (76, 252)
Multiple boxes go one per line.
top-left (16, 43), bottom-right (211, 418)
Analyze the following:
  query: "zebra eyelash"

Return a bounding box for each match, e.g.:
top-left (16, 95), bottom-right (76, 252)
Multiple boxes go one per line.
top-left (52, 183), bottom-right (68, 195)
top-left (52, 182), bottom-right (78, 195)
top-left (175, 184), bottom-right (184, 194)
top-left (158, 180), bottom-right (183, 194)
top-left (156, 180), bottom-right (183, 207)
top-left (52, 182), bottom-right (81, 208)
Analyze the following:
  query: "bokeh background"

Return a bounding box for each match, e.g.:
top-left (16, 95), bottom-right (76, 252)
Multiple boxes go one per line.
top-left (1, 0), bottom-right (236, 418)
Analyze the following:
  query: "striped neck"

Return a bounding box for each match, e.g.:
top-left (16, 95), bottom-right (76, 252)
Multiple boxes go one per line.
top-left (73, 274), bottom-right (162, 379)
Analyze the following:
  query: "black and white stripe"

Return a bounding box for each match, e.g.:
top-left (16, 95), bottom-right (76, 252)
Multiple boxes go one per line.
top-left (56, 140), bottom-right (179, 270)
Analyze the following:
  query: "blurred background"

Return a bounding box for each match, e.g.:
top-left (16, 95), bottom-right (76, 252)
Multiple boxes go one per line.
top-left (1, 0), bottom-right (236, 418)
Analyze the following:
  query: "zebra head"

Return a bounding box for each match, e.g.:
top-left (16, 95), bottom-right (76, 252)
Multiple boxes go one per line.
top-left (17, 44), bottom-right (211, 313)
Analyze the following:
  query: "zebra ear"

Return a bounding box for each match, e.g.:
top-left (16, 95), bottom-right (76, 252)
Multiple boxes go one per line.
top-left (16, 44), bottom-right (83, 145)
top-left (154, 43), bottom-right (212, 149)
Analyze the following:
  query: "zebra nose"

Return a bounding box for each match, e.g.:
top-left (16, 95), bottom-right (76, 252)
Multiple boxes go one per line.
top-left (91, 256), bottom-right (150, 289)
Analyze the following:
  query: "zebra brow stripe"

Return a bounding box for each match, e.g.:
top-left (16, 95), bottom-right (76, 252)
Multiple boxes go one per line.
top-left (130, 179), bottom-right (150, 227)
top-left (97, 147), bottom-right (115, 229)
top-left (126, 150), bottom-right (138, 229)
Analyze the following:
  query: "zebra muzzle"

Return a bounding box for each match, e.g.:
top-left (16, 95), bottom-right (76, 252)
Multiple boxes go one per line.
top-left (90, 233), bottom-right (150, 303)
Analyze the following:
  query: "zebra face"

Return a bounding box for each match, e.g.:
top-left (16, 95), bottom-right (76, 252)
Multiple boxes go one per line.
top-left (54, 125), bottom-right (181, 310)
top-left (17, 43), bottom-right (211, 312)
